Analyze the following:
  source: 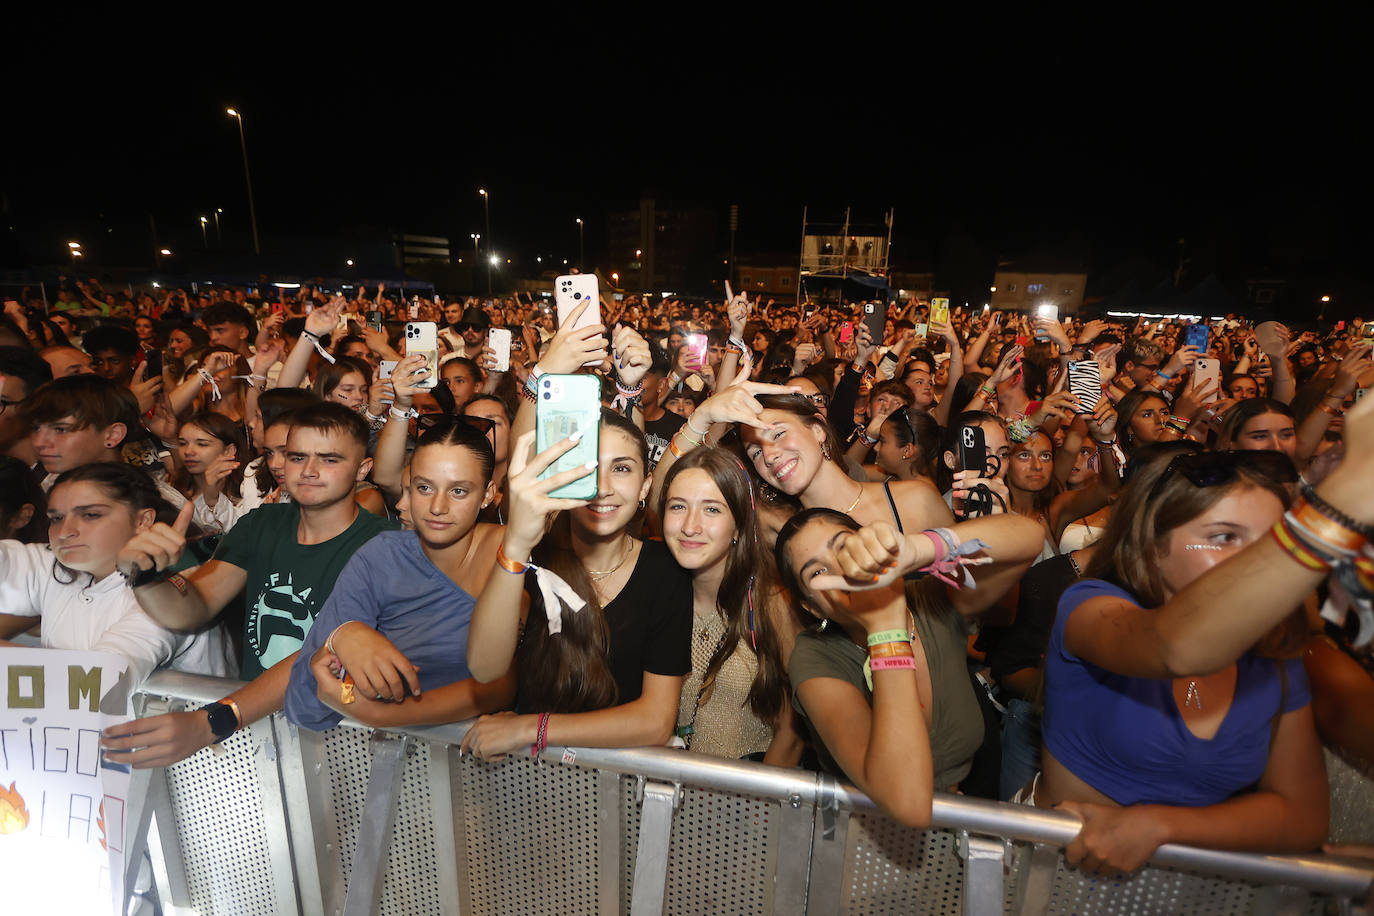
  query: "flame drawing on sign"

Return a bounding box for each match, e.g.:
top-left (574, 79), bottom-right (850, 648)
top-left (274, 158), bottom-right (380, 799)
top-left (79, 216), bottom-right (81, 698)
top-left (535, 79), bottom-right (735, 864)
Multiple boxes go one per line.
top-left (0, 782), bottom-right (30, 834)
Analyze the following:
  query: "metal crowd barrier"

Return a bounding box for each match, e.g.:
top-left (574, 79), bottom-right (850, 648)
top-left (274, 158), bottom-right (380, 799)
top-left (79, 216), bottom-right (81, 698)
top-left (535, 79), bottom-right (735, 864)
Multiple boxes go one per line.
top-left (124, 671), bottom-right (1374, 916)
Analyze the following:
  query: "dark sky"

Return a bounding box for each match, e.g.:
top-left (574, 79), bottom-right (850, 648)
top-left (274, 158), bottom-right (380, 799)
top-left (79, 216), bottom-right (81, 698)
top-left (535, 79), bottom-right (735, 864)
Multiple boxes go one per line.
top-left (6, 20), bottom-right (1371, 305)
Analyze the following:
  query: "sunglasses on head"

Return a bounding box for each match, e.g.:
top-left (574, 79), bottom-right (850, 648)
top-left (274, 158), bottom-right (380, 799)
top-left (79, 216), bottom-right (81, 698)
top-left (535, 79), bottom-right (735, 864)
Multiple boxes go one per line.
top-left (416, 413), bottom-right (497, 436)
top-left (1150, 449), bottom-right (1298, 498)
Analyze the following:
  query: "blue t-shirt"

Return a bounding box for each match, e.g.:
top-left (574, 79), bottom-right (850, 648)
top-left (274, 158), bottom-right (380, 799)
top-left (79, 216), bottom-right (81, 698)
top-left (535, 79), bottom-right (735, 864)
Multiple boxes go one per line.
top-left (285, 531), bottom-right (479, 731)
top-left (1043, 578), bottom-right (1309, 807)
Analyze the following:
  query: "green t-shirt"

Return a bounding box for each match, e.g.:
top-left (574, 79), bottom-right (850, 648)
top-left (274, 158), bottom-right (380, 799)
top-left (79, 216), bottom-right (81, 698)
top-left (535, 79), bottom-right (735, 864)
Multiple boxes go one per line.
top-left (212, 502), bottom-right (398, 679)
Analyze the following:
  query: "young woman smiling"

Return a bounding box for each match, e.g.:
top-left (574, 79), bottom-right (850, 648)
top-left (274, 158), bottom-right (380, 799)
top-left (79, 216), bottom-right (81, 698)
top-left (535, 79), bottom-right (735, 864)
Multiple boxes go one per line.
top-left (463, 410), bottom-right (692, 757)
top-left (651, 373), bottom-right (955, 541)
top-left (658, 447), bottom-right (803, 764)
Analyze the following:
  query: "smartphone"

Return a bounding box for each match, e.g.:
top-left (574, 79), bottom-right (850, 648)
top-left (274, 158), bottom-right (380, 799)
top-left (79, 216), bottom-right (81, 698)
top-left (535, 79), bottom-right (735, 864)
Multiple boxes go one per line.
top-left (958, 424), bottom-right (987, 477)
top-left (408, 297), bottom-right (420, 320)
top-left (1193, 357), bottom-right (1221, 403)
top-left (403, 321), bottom-right (438, 389)
top-left (838, 321), bottom-right (854, 345)
top-left (1184, 323), bottom-right (1210, 352)
top-left (507, 325), bottom-right (526, 352)
top-left (1067, 360), bottom-right (1101, 413)
top-left (913, 322), bottom-right (929, 339)
top-left (536, 374), bottom-right (601, 500)
top-left (488, 327), bottom-right (512, 372)
top-left (271, 301), bottom-right (283, 314)
top-left (1033, 303), bottom-right (1059, 340)
top-left (862, 301), bottom-right (888, 345)
top-left (1362, 324), bottom-right (1374, 340)
top-left (366, 310), bottom-right (384, 333)
top-left (143, 348), bottom-right (163, 379)
top-left (554, 274), bottom-right (602, 366)
top-left (930, 298), bottom-right (950, 326)
top-left (379, 359), bottom-right (397, 380)
top-left (684, 333), bottom-right (708, 367)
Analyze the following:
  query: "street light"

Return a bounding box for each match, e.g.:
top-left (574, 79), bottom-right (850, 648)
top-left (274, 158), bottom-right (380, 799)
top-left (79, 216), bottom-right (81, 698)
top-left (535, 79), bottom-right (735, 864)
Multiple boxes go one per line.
top-left (199, 215), bottom-right (208, 247)
top-left (611, 272), bottom-right (619, 286)
top-left (471, 233), bottom-right (481, 271)
top-left (576, 218), bottom-right (584, 269)
top-left (490, 255), bottom-right (500, 266)
top-left (346, 259), bottom-right (354, 267)
top-left (1321, 295), bottom-right (1331, 303)
top-left (213, 208), bottom-right (223, 244)
top-left (479, 188), bottom-right (491, 296)
top-left (226, 108), bottom-right (261, 255)
top-left (160, 248), bottom-right (172, 256)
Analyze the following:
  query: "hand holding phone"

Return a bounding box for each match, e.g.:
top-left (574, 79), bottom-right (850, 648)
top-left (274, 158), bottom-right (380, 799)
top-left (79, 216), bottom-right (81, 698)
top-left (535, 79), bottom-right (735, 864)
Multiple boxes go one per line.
top-left (404, 322), bottom-right (438, 389)
top-left (488, 327), bottom-right (512, 372)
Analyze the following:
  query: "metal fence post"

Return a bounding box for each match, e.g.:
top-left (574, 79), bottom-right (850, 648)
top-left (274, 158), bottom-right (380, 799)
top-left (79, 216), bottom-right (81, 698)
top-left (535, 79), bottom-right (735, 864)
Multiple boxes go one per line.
top-left (272, 715), bottom-right (327, 916)
top-left (805, 774), bottom-right (850, 916)
top-left (775, 792), bottom-right (815, 914)
top-left (341, 732), bottom-right (409, 916)
top-left (959, 832), bottom-right (1007, 916)
top-left (630, 781), bottom-right (679, 916)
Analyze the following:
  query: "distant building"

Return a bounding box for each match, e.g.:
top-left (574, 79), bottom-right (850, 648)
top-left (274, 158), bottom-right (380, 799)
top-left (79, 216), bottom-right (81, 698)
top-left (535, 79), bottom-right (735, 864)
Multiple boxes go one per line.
top-left (607, 199), bottom-right (718, 293)
top-left (394, 234), bottom-right (452, 268)
top-left (735, 257), bottom-right (798, 301)
top-left (990, 271), bottom-right (1087, 315)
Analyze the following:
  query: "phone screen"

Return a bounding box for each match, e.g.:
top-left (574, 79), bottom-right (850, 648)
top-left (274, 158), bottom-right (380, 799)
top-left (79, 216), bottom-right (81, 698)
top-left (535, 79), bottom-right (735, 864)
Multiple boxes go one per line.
top-left (930, 298), bottom-right (950, 326)
top-left (535, 374), bottom-right (601, 500)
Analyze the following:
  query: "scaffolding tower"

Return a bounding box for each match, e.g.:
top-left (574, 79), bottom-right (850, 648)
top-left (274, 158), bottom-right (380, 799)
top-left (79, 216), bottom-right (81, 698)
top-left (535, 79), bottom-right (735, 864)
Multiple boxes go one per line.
top-left (797, 206), bottom-right (894, 304)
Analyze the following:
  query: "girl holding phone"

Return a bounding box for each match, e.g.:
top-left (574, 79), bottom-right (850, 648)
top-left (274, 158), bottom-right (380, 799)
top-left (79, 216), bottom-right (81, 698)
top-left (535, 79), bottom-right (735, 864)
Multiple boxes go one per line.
top-left (463, 410), bottom-right (693, 756)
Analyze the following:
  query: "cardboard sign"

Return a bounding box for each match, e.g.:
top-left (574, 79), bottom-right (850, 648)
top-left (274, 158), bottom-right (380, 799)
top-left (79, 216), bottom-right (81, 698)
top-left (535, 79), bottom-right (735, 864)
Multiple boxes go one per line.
top-left (0, 648), bottom-right (133, 915)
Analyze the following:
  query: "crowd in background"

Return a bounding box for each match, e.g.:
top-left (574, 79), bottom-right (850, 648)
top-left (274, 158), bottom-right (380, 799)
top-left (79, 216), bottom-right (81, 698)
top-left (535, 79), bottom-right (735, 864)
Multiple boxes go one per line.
top-left (3, 273), bottom-right (1374, 875)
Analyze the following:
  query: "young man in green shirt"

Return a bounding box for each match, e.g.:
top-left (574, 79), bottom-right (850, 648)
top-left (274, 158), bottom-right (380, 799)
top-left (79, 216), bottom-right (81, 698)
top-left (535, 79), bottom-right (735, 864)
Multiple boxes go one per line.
top-left (102, 402), bottom-right (397, 766)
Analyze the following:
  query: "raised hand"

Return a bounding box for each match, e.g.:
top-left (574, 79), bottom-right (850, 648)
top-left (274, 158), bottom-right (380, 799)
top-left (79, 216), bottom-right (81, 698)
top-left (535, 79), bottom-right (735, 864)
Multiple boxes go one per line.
top-left (539, 301), bottom-right (608, 373)
top-left (694, 369), bottom-right (801, 430)
top-left (118, 499), bottom-right (194, 578)
top-left (612, 324), bottom-right (652, 389)
top-left (1086, 399), bottom-right (1119, 441)
top-left (327, 623), bottom-right (420, 702)
top-left (853, 322), bottom-right (878, 368)
top-left (388, 353), bottom-right (430, 408)
top-left (807, 522), bottom-right (924, 592)
top-left (502, 430), bottom-right (597, 559)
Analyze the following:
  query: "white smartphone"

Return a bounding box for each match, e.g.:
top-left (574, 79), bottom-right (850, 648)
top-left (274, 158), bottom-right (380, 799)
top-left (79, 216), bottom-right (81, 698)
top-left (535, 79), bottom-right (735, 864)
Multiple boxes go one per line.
top-left (913, 322), bottom-right (929, 339)
top-left (379, 359), bottom-right (397, 379)
top-left (1034, 303), bottom-right (1059, 340)
top-left (488, 327), bottom-right (512, 372)
top-left (1193, 357), bottom-right (1220, 403)
top-left (403, 321), bottom-right (438, 390)
top-left (554, 274), bottom-right (602, 367)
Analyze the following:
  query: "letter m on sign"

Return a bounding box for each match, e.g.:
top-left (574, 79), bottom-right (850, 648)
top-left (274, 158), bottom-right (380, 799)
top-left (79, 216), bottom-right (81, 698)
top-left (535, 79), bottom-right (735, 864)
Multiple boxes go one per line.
top-left (69, 665), bottom-right (102, 712)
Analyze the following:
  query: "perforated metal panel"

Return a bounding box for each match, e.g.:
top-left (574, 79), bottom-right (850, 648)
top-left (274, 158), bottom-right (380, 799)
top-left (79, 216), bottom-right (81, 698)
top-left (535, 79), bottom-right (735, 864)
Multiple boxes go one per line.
top-left (1327, 748), bottom-right (1374, 844)
top-left (621, 776), bottom-right (642, 913)
top-left (162, 718), bottom-right (279, 915)
top-left (457, 752), bottom-right (610, 915)
top-left (318, 722), bottom-right (375, 900)
top-left (377, 740), bottom-right (441, 916)
top-left (840, 813), bottom-right (965, 915)
top-left (1045, 861), bottom-right (1268, 916)
top-left (662, 787), bottom-right (777, 915)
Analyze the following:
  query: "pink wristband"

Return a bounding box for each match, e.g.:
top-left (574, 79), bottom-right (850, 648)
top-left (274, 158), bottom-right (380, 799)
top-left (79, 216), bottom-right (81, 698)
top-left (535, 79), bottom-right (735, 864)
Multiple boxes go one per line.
top-left (868, 656), bottom-right (918, 672)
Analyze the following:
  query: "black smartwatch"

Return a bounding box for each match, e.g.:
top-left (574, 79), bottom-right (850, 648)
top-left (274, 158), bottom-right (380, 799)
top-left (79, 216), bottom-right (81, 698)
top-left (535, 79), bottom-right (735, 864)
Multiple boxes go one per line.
top-left (201, 702), bottom-right (240, 744)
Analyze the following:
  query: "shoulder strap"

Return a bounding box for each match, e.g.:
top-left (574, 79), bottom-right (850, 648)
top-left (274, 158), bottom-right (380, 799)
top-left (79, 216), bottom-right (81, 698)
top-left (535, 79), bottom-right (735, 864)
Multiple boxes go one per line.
top-left (881, 479), bottom-right (905, 533)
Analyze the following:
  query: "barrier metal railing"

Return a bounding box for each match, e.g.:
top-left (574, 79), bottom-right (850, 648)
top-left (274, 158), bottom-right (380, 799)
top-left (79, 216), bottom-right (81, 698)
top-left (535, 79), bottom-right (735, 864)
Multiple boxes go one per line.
top-left (124, 671), bottom-right (1374, 916)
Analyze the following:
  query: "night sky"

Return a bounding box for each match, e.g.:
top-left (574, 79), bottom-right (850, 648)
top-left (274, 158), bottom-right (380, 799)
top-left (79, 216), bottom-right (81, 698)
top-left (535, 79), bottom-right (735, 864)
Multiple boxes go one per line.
top-left (5, 20), bottom-right (1370, 310)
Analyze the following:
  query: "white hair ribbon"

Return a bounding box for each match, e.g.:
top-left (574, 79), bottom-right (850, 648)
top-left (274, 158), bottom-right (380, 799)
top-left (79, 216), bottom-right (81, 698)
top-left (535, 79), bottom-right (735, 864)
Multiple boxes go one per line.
top-left (527, 561), bottom-right (587, 635)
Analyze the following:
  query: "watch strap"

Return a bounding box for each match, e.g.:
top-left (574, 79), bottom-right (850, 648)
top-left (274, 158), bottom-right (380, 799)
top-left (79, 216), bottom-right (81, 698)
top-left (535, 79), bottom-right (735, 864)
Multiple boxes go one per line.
top-left (201, 701), bottom-right (239, 744)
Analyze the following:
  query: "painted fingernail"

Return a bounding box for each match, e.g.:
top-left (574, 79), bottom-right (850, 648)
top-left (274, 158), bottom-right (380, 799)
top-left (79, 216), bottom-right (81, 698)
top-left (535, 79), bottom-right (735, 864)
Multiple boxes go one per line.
top-left (568, 429), bottom-right (585, 442)
top-left (871, 574), bottom-right (880, 582)
top-left (584, 460), bottom-right (598, 469)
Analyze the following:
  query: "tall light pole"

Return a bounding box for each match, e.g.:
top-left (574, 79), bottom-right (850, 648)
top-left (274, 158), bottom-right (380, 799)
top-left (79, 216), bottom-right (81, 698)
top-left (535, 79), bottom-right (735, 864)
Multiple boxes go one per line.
top-left (576, 218), bottom-right (584, 271)
top-left (199, 216), bottom-right (208, 248)
top-left (478, 188), bottom-right (491, 296)
top-left (213, 208), bottom-right (223, 245)
top-left (226, 108), bottom-right (261, 255)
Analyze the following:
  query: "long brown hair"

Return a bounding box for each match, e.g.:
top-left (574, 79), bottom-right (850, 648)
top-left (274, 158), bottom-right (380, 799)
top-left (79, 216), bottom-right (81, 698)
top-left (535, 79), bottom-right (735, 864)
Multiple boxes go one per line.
top-left (1083, 445), bottom-right (1305, 657)
top-left (658, 446), bottom-right (787, 723)
top-left (169, 410), bottom-right (249, 502)
top-left (518, 410), bottom-right (648, 712)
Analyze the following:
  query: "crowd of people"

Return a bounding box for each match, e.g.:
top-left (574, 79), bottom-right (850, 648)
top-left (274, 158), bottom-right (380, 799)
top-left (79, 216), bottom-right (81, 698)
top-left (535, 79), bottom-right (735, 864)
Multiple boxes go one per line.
top-left (3, 276), bottom-right (1374, 874)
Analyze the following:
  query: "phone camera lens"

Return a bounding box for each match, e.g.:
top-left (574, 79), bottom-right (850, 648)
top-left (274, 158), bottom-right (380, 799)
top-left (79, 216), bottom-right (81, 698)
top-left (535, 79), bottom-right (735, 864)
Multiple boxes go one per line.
top-left (542, 392), bottom-right (550, 400)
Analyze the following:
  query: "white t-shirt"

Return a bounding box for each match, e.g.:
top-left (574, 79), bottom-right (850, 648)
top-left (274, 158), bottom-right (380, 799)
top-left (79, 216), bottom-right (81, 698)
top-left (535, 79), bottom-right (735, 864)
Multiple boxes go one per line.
top-left (0, 541), bottom-right (236, 684)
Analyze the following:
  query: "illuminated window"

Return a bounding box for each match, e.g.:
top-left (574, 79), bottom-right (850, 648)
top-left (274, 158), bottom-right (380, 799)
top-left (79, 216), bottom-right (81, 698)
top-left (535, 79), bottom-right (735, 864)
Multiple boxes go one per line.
top-left (1027, 283), bottom-right (1044, 294)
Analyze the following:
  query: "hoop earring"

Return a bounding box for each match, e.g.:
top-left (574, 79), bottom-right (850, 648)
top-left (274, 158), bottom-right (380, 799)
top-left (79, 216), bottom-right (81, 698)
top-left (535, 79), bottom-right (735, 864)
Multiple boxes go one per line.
top-left (817, 618), bottom-right (829, 632)
top-left (638, 499), bottom-right (645, 509)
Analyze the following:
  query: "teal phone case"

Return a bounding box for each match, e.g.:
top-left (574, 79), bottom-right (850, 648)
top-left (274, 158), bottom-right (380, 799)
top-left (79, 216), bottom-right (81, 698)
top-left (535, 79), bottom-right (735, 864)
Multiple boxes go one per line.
top-left (535, 374), bottom-right (601, 500)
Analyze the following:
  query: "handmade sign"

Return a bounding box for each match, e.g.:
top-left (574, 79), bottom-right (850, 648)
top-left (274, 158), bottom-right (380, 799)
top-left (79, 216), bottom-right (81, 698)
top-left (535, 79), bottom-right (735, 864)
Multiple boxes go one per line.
top-left (0, 648), bottom-right (134, 916)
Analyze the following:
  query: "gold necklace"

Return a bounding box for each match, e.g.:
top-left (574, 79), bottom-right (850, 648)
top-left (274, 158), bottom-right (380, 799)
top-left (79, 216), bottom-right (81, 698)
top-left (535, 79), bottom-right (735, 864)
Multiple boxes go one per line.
top-left (587, 538), bottom-right (634, 579)
top-left (843, 481), bottom-right (864, 514)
